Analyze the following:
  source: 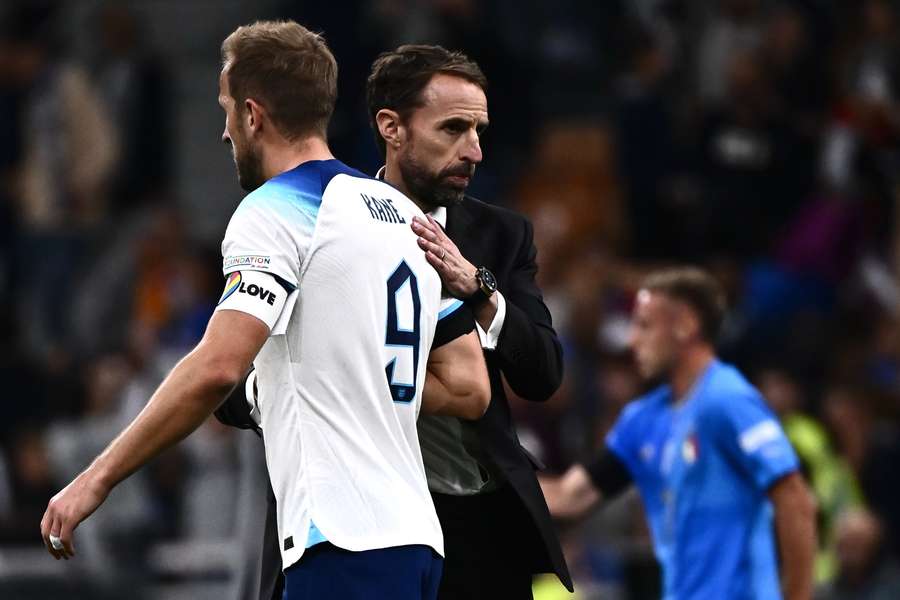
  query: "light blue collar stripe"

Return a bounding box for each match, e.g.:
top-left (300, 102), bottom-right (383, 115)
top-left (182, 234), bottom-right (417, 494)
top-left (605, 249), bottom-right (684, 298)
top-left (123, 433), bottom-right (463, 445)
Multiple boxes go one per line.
top-left (438, 299), bottom-right (464, 321)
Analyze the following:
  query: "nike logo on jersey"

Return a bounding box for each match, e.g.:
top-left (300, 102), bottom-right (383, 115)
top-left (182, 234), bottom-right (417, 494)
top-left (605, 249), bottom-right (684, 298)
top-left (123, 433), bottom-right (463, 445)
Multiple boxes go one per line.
top-left (239, 281), bottom-right (278, 305)
top-left (361, 194), bottom-right (406, 224)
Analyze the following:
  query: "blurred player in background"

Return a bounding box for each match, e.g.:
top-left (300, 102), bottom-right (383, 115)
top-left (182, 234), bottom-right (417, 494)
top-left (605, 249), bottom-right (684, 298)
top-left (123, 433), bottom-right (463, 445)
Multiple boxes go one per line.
top-left (40, 20), bottom-right (491, 600)
top-left (540, 267), bottom-right (817, 600)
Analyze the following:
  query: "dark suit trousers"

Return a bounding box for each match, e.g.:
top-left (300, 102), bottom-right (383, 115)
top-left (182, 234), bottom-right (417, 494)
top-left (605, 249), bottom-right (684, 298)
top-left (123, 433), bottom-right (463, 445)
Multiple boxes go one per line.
top-left (432, 484), bottom-right (540, 600)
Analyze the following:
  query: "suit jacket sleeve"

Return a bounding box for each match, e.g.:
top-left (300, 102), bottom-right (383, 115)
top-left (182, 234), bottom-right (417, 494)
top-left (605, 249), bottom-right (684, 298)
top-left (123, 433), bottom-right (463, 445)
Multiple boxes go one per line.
top-left (493, 216), bottom-right (563, 402)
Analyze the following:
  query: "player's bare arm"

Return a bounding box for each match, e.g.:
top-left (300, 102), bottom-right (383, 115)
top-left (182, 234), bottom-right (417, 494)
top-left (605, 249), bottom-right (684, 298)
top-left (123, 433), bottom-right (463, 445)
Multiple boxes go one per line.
top-left (40, 309), bottom-right (269, 560)
top-left (422, 329), bottom-right (490, 420)
top-left (538, 465), bottom-right (602, 521)
top-left (769, 471), bottom-right (817, 600)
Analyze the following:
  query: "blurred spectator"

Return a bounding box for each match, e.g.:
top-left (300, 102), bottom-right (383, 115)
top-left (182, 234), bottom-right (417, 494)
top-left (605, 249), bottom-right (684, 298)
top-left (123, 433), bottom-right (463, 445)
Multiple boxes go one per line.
top-left (816, 509), bottom-right (900, 600)
top-left (762, 4), bottom-right (828, 132)
top-left (695, 0), bottom-right (763, 103)
top-left (822, 382), bottom-right (900, 559)
top-left (88, 3), bottom-right (170, 206)
top-left (698, 48), bottom-right (815, 258)
top-left (515, 121), bottom-right (626, 287)
top-left (613, 24), bottom-right (677, 259)
top-left (0, 428), bottom-right (56, 543)
top-left (759, 367), bottom-right (863, 583)
top-left (2, 1), bottom-right (118, 364)
top-left (44, 354), bottom-right (156, 579)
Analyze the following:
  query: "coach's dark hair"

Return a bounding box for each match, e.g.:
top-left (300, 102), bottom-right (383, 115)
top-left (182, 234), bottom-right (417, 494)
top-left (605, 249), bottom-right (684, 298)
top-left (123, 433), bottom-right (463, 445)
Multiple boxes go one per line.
top-left (366, 44), bottom-right (487, 156)
top-left (222, 20), bottom-right (337, 140)
top-left (641, 267), bottom-right (727, 343)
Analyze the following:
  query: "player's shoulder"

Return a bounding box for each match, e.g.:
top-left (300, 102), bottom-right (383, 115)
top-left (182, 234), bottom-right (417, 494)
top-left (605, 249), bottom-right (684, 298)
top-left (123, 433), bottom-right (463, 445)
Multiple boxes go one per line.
top-left (324, 165), bottom-right (425, 217)
top-left (703, 361), bottom-right (760, 403)
top-left (236, 160), bottom-right (342, 219)
top-left (620, 385), bottom-right (671, 422)
top-left (696, 361), bottom-right (769, 422)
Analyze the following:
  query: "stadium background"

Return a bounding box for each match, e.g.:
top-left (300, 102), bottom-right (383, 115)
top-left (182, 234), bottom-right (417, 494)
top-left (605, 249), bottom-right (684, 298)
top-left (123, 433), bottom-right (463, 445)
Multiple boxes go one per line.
top-left (1, 0), bottom-right (899, 598)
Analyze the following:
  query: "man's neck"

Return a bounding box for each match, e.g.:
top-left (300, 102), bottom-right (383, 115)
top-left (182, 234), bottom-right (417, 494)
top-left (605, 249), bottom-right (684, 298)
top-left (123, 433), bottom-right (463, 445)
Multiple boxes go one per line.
top-left (383, 160), bottom-right (434, 213)
top-left (670, 345), bottom-right (716, 402)
top-left (263, 135), bottom-right (334, 181)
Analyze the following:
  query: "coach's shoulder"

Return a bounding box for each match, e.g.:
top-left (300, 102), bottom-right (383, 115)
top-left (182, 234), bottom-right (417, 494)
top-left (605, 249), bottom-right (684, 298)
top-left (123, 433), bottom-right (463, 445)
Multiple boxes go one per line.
top-left (462, 195), bottom-right (534, 238)
top-left (463, 195), bottom-right (529, 222)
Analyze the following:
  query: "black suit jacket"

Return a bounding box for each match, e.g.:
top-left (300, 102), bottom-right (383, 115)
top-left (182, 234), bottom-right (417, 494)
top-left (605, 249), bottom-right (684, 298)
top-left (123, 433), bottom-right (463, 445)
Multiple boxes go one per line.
top-left (215, 195), bottom-right (571, 597)
top-left (443, 196), bottom-right (571, 591)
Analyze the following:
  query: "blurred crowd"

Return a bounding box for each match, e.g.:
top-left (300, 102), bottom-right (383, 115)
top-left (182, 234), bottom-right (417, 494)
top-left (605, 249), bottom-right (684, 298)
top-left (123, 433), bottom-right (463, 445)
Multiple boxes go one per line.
top-left (0, 1), bottom-right (899, 599)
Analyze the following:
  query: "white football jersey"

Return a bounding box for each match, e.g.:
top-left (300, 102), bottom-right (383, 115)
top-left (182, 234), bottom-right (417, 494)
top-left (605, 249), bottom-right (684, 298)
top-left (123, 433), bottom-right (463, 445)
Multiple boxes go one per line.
top-left (215, 159), bottom-right (469, 570)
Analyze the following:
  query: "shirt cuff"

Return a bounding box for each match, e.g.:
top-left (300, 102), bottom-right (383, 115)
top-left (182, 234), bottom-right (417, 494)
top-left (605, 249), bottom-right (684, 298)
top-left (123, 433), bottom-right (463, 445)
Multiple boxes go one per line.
top-left (475, 291), bottom-right (506, 350)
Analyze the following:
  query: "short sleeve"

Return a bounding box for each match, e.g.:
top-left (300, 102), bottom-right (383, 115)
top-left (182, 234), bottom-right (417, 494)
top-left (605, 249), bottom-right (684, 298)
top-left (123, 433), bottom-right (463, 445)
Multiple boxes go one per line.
top-left (584, 447), bottom-right (632, 497)
top-left (605, 402), bottom-right (643, 478)
top-left (221, 191), bottom-right (319, 288)
top-left (704, 393), bottom-right (799, 491)
top-left (433, 295), bottom-right (475, 348)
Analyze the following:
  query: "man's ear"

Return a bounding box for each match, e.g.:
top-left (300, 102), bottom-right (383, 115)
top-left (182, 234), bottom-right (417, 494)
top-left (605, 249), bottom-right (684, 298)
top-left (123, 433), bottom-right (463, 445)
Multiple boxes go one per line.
top-left (677, 305), bottom-right (701, 343)
top-left (244, 98), bottom-right (266, 136)
top-left (375, 109), bottom-right (404, 150)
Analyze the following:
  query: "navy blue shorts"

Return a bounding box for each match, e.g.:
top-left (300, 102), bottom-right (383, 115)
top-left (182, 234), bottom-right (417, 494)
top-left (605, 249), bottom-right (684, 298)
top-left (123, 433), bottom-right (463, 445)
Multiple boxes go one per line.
top-left (283, 543), bottom-right (443, 600)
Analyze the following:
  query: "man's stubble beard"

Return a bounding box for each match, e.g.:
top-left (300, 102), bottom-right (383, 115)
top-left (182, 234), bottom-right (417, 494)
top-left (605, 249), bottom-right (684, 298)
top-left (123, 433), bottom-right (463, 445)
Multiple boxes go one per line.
top-left (233, 134), bottom-right (266, 192)
top-left (397, 147), bottom-right (473, 210)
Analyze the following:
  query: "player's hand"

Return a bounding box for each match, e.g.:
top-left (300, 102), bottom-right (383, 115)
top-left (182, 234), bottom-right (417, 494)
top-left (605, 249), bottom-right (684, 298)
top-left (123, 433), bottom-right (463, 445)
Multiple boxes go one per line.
top-left (40, 470), bottom-right (110, 559)
top-left (411, 215), bottom-right (478, 298)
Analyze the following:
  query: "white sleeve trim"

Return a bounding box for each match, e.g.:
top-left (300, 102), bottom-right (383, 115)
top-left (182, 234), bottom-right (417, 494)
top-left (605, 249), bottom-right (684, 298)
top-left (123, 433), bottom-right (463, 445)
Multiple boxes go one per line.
top-left (476, 291), bottom-right (506, 350)
top-left (738, 419), bottom-right (781, 453)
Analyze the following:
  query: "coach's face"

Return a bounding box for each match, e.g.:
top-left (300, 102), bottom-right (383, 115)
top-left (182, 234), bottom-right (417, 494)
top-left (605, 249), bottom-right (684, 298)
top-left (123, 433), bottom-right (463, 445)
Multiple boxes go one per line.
top-left (219, 68), bottom-right (265, 192)
top-left (398, 73), bottom-right (488, 207)
top-left (630, 290), bottom-right (681, 380)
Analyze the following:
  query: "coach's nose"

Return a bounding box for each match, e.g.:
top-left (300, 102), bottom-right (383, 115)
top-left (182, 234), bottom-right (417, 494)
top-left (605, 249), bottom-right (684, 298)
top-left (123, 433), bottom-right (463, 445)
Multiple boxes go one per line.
top-left (459, 129), bottom-right (482, 165)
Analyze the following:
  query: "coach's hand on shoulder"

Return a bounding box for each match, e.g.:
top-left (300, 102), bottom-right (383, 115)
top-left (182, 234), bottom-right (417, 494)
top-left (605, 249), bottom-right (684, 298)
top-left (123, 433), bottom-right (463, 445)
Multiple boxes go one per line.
top-left (40, 468), bottom-right (110, 560)
top-left (412, 216), bottom-right (478, 299)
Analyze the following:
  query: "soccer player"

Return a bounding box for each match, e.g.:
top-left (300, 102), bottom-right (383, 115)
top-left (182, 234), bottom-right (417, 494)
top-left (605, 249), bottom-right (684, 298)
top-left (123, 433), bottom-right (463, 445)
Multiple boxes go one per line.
top-left (40, 21), bottom-right (490, 600)
top-left (540, 267), bottom-right (817, 600)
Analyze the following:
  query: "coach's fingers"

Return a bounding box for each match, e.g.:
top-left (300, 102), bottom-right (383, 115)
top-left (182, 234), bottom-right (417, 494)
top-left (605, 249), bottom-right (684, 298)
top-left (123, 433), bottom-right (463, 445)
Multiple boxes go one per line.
top-left (417, 237), bottom-right (448, 261)
top-left (425, 250), bottom-right (450, 274)
top-left (411, 218), bottom-right (441, 243)
top-left (423, 215), bottom-right (460, 252)
top-left (425, 214), bottom-right (446, 238)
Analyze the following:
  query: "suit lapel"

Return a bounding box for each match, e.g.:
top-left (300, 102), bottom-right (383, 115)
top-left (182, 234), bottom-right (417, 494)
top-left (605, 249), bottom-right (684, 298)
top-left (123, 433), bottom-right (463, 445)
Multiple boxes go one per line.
top-left (445, 197), bottom-right (477, 256)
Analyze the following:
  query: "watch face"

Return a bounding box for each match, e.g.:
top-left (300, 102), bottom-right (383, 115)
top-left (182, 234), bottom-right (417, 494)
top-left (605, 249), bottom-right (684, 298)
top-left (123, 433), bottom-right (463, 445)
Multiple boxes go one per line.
top-left (480, 268), bottom-right (497, 292)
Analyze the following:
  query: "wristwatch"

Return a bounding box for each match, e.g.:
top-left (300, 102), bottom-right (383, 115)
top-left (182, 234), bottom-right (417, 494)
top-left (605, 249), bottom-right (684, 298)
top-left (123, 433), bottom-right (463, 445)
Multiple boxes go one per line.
top-left (470, 266), bottom-right (497, 303)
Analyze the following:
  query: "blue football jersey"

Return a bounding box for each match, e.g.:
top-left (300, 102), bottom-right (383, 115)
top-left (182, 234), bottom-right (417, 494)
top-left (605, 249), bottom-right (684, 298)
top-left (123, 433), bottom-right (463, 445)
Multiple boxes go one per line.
top-left (606, 360), bottom-right (799, 600)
